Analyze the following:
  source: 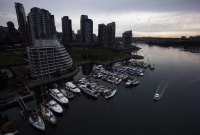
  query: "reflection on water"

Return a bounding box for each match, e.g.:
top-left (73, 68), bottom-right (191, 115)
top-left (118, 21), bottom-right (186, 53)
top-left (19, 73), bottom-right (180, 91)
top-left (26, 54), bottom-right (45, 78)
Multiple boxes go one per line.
top-left (1, 43), bottom-right (200, 135)
top-left (82, 62), bottom-right (93, 76)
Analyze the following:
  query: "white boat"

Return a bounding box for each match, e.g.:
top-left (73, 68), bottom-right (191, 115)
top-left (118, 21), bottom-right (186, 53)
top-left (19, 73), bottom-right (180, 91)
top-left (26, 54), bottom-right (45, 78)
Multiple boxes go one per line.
top-left (123, 75), bottom-right (128, 80)
top-left (151, 64), bottom-right (155, 69)
top-left (78, 78), bottom-right (86, 83)
top-left (98, 73), bottom-right (103, 78)
top-left (46, 100), bottom-right (63, 113)
top-left (65, 82), bottom-right (81, 93)
top-left (95, 65), bottom-right (104, 70)
top-left (115, 78), bottom-right (122, 84)
top-left (29, 112), bottom-right (45, 131)
top-left (140, 73), bottom-right (144, 76)
top-left (104, 89), bottom-right (117, 99)
top-left (79, 85), bottom-right (99, 98)
top-left (60, 89), bottom-right (74, 99)
top-left (133, 80), bottom-right (139, 85)
top-left (126, 80), bottom-right (133, 86)
top-left (50, 89), bottom-right (69, 104)
top-left (154, 94), bottom-right (160, 101)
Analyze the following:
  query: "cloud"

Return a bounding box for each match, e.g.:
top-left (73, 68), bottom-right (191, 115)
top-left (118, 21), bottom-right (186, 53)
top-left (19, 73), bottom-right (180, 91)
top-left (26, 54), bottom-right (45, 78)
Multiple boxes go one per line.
top-left (0, 0), bottom-right (199, 37)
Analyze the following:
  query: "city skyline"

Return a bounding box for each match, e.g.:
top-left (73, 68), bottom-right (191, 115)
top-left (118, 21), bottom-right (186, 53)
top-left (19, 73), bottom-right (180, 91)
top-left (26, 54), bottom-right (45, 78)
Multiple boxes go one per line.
top-left (0, 0), bottom-right (200, 38)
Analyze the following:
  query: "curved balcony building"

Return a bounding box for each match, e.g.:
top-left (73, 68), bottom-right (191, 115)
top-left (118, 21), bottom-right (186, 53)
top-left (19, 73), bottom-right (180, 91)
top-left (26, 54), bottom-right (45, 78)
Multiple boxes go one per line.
top-left (27, 36), bottom-right (73, 80)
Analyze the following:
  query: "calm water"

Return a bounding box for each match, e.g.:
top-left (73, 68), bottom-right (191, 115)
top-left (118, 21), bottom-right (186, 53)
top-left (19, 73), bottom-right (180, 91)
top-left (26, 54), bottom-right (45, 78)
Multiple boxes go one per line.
top-left (2, 44), bottom-right (200, 135)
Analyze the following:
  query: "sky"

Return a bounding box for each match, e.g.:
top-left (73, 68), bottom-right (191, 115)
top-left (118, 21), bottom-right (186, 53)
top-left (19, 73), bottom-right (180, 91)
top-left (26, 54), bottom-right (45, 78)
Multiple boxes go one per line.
top-left (0, 0), bottom-right (200, 38)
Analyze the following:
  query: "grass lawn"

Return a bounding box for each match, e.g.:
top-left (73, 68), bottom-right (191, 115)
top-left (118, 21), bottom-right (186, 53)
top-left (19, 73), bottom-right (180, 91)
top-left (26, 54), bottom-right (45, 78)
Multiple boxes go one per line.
top-left (68, 48), bottom-right (124, 61)
top-left (0, 54), bottom-right (27, 67)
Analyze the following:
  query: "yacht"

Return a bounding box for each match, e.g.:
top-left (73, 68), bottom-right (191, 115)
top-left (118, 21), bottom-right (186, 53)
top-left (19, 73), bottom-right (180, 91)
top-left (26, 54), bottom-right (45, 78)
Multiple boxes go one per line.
top-left (60, 89), bottom-right (74, 99)
top-left (79, 84), bottom-right (99, 98)
top-left (154, 94), bottom-right (160, 101)
top-left (29, 112), bottom-right (45, 131)
top-left (46, 100), bottom-right (63, 113)
top-left (41, 105), bottom-right (57, 124)
top-left (50, 89), bottom-right (69, 104)
top-left (104, 89), bottom-right (117, 99)
top-left (65, 82), bottom-right (81, 93)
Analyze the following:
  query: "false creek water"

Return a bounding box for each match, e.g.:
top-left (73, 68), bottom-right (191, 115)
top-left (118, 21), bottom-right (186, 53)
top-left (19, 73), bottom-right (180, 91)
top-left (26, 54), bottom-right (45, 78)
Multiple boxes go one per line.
top-left (2, 43), bottom-right (200, 135)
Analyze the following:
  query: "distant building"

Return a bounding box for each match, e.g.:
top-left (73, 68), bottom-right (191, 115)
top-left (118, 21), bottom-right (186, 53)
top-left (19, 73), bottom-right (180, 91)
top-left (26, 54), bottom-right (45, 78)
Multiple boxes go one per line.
top-left (27, 7), bottom-right (57, 46)
top-left (80, 15), bottom-right (93, 44)
top-left (62, 16), bottom-right (72, 45)
top-left (98, 24), bottom-right (106, 46)
top-left (7, 21), bottom-right (16, 40)
top-left (106, 22), bottom-right (115, 46)
top-left (56, 32), bottom-right (63, 43)
top-left (122, 30), bottom-right (132, 47)
top-left (0, 26), bottom-right (9, 41)
top-left (26, 36), bottom-right (73, 80)
top-left (76, 30), bottom-right (81, 43)
top-left (15, 2), bottom-right (27, 43)
top-left (50, 15), bottom-right (57, 35)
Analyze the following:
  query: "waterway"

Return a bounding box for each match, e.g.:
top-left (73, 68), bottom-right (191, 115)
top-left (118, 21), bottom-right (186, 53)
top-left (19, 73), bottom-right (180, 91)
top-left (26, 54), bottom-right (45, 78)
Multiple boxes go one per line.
top-left (1, 43), bottom-right (200, 135)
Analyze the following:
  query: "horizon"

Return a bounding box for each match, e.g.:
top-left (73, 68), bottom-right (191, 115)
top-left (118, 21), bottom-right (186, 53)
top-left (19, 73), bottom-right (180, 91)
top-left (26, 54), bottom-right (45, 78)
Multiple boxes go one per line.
top-left (0, 0), bottom-right (200, 38)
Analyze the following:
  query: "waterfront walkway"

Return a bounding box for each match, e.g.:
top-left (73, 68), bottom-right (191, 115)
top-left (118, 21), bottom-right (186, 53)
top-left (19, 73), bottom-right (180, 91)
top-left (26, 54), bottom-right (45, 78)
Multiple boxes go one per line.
top-left (27, 65), bottom-right (79, 89)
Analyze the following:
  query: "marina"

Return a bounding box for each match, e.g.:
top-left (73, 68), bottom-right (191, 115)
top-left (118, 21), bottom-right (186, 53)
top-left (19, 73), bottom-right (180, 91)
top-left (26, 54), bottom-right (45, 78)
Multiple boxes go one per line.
top-left (1, 44), bottom-right (200, 135)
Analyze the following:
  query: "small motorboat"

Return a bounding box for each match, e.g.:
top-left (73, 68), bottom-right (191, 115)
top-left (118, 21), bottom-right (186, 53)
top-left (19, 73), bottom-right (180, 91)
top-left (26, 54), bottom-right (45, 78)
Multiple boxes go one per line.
top-left (104, 89), bottom-right (117, 99)
top-left (133, 80), bottom-right (139, 85)
top-left (154, 94), bottom-right (160, 101)
top-left (140, 73), bottom-right (144, 76)
top-left (126, 80), bottom-right (133, 86)
top-left (115, 78), bottom-right (122, 85)
top-left (29, 112), bottom-right (45, 131)
top-left (151, 64), bottom-right (155, 69)
top-left (46, 100), bottom-right (63, 113)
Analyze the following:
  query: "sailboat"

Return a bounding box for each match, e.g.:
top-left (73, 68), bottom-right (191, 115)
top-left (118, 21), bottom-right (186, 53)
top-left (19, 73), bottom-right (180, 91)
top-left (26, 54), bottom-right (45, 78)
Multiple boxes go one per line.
top-left (40, 86), bottom-right (57, 124)
top-left (41, 105), bottom-right (57, 124)
top-left (29, 112), bottom-right (45, 131)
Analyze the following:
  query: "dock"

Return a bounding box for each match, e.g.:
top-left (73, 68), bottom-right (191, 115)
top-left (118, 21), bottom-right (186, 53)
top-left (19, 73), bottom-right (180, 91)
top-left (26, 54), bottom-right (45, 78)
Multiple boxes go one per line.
top-left (0, 87), bottom-right (33, 110)
top-left (18, 98), bottom-right (31, 118)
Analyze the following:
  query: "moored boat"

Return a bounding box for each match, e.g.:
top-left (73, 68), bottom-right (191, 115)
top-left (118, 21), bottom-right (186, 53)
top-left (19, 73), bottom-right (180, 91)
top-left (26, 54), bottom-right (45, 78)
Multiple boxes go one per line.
top-left (29, 112), bottom-right (45, 131)
top-left (60, 89), bottom-right (74, 99)
top-left (79, 85), bottom-right (99, 98)
top-left (65, 82), bottom-right (81, 93)
top-left (50, 89), bottom-right (69, 104)
top-left (104, 89), bottom-right (117, 99)
top-left (41, 105), bottom-right (57, 124)
top-left (46, 100), bottom-right (63, 113)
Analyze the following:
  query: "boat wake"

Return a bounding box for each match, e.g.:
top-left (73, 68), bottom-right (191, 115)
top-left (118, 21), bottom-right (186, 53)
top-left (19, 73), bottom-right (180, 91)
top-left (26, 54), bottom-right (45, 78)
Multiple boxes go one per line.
top-left (154, 80), bottom-right (170, 101)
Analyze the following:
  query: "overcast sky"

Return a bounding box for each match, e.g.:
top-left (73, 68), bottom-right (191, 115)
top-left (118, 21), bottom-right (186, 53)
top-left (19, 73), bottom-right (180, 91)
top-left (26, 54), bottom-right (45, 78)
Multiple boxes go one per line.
top-left (0, 0), bottom-right (200, 37)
